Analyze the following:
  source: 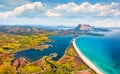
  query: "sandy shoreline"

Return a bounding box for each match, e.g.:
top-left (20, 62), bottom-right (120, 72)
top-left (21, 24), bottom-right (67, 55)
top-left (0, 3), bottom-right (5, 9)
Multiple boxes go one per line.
top-left (72, 38), bottom-right (104, 74)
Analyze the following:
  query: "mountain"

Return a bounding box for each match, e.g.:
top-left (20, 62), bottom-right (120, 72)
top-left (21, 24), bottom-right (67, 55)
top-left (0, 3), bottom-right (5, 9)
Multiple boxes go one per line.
top-left (75, 24), bottom-right (91, 31)
top-left (0, 25), bottom-right (46, 35)
top-left (75, 24), bottom-right (110, 32)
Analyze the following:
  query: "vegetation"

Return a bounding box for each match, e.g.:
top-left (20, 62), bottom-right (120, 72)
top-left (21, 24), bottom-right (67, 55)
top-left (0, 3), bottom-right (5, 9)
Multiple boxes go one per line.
top-left (0, 32), bottom-right (50, 73)
top-left (0, 37), bottom-right (96, 74)
top-left (0, 48), bottom-right (6, 53)
top-left (0, 26), bottom-right (96, 74)
top-left (0, 33), bottom-right (49, 52)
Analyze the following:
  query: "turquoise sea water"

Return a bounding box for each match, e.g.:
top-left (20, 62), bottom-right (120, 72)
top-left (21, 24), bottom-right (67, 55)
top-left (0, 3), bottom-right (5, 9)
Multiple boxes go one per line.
top-left (75, 30), bottom-right (120, 74)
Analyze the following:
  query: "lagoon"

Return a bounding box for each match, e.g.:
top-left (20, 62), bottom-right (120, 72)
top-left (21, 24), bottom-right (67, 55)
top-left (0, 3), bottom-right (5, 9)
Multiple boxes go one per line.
top-left (15, 35), bottom-right (73, 62)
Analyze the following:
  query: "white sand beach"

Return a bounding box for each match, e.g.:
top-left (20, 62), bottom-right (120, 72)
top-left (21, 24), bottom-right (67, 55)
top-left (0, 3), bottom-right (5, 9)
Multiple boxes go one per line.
top-left (72, 38), bottom-right (104, 74)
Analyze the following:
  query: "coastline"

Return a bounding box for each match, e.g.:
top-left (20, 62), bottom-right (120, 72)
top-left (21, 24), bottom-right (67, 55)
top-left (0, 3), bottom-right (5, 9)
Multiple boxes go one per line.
top-left (72, 38), bottom-right (104, 74)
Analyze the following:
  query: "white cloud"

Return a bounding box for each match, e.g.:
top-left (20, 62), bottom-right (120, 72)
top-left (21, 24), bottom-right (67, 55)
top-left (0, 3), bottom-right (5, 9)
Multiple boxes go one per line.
top-left (1, 2), bottom-right (120, 18)
top-left (46, 2), bottom-right (120, 17)
top-left (0, 2), bottom-right (120, 27)
top-left (45, 10), bottom-right (61, 17)
top-left (0, 2), bottom-right (44, 19)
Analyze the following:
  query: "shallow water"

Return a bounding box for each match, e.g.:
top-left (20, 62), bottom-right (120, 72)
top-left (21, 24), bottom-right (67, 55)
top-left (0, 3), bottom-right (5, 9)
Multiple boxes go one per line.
top-left (75, 29), bottom-right (120, 74)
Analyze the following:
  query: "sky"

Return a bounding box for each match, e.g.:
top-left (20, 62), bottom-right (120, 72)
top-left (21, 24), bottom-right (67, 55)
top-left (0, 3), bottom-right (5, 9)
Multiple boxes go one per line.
top-left (0, 0), bottom-right (120, 27)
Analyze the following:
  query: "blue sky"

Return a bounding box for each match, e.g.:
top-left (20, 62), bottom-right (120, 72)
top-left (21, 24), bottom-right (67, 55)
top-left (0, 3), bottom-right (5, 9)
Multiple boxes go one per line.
top-left (30, 0), bottom-right (120, 4)
top-left (0, 0), bottom-right (120, 27)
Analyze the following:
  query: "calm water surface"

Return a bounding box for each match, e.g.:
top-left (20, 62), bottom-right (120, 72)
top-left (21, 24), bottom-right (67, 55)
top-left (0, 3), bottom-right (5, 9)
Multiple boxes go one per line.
top-left (15, 35), bottom-right (73, 62)
top-left (75, 29), bottom-right (120, 74)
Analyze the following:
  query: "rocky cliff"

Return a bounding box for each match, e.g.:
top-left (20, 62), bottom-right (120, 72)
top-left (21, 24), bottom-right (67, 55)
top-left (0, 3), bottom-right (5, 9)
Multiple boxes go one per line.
top-left (75, 24), bottom-right (109, 32)
top-left (75, 24), bottom-right (91, 31)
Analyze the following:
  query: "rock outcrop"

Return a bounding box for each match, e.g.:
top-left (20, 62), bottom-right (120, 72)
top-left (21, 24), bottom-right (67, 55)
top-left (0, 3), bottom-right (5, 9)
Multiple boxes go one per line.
top-left (75, 24), bottom-right (91, 31)
top-left (11, 57), bottom-right (28, 70)
top-left (75, 24), bottom-right (110, 32)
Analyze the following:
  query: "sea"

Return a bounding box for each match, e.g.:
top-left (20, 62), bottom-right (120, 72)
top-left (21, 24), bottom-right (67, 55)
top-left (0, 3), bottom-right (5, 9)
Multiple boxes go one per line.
top-left (75, 29), bottom-right (120, 74)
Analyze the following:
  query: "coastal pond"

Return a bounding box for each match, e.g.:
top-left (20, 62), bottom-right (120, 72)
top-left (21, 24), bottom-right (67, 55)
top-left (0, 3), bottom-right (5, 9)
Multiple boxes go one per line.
top-left (15, 35), bottom-right (73, 62)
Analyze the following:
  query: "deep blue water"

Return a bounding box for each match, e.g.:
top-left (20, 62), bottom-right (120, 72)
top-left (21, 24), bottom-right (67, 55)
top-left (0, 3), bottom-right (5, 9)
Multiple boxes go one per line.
top-left (75, 30), bottom-right (120, 74)
top-left (15, 35), bottom-right (73, 62)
